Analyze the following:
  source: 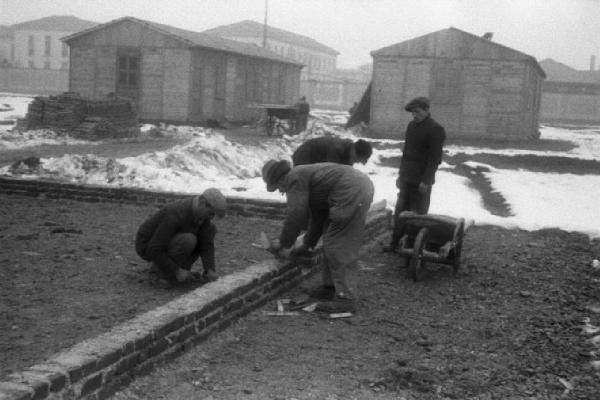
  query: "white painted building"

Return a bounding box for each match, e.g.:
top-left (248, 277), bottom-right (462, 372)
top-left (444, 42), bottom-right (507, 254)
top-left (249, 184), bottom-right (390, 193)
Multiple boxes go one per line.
top-left (9, 16), bottom-right (96, 69)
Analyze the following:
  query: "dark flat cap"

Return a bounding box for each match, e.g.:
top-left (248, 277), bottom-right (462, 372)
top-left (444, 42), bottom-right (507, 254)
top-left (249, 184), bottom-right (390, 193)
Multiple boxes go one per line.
top-left (404, 97), bottom-right (430, 111)
top-left (262, 159), bottom-right (291, 192)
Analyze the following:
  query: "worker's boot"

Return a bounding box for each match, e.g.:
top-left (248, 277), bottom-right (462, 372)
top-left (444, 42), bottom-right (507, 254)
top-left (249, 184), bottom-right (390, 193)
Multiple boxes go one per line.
top-left (315, 291), bottom-right (356, 314)
top-left (381, 243), bottom-right (397, 253)
top-left (148, 262), bottom-right (174, 289)
top-left (306, 285), bottom-right (336, 301)
top-left (204, 269), bottom-right (219, 282)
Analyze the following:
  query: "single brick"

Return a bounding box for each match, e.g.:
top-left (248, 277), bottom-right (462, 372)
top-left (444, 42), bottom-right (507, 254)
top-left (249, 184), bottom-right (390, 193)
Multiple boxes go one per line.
top-left (189, 326), bottom-right (217, 347)
top-left (203, 311), bottom-right (222, 328)
top-left (96, 373), bottom-right (133, 400)
top-left (224, 298), bottom-right (243, 314)
top-left (112, 353), bottom-right (139, 377)
top-left (243, 290), bottom-right (261, 304)
top-left (122, 342), bottom-right (135, 356)
top-left (133, 332), bottom-right (154, 351)
top-left (94, 348), bottom-right (122, 372)
top-left (161, 344), bottom-right (185, 364)
top-left (174, 324), bottom-right (197, 343)
top-left (46, 371), bottom-right (66, 393)
top-left (147, 338), bottom-right (169, 358)
top-left (156, 316), bottom-right (185, 338)
top-left (257, 270), bottom-right (277, 285)
top-left (133, 360), bottom-right (155, 378)
top-left (80, 373), bottom-right (103, 397)
top-left (206, 293), bottom-right (233, 311)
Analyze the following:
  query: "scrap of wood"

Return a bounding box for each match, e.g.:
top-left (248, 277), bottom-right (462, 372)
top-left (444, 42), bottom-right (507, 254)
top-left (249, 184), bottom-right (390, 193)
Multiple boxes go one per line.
top-left (301, 303), bottom-right (317, 312)
top-left (329, 312), bottom-right (353, 319)
top-left (262, 311), bottom-right (301, 316)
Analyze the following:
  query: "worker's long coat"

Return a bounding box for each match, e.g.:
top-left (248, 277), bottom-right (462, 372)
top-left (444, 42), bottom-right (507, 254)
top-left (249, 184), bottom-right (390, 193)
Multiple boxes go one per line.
top-left (279, 163), bottom-right (374, 290)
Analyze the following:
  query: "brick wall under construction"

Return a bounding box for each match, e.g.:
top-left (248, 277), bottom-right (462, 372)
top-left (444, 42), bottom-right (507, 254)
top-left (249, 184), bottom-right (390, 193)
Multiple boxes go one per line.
top-left (20, 92), bottom-right (140, 140)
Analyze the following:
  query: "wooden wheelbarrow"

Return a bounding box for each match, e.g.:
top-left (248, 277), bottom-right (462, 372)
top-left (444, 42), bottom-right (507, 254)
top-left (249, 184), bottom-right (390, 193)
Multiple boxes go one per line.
top-left (395, 211), bottom-right (469, 282)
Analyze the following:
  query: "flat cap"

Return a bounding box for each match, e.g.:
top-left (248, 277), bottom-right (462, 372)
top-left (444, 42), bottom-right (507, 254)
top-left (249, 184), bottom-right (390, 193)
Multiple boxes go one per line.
top-left (404, 96), bottom-right (430, 112)
top-left (262, 159), bottom-right (291, 192)
top-left (202, 188), bottom-right (227, 218)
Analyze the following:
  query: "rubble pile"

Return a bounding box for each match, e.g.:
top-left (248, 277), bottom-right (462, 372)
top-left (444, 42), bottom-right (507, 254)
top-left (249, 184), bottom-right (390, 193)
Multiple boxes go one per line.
top-left (21, 92), bottom-right (139, 139)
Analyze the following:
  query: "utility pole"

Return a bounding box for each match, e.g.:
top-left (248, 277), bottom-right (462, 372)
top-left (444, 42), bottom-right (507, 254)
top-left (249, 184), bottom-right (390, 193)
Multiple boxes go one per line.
top-left (262, 0), bottom-right (268, 47)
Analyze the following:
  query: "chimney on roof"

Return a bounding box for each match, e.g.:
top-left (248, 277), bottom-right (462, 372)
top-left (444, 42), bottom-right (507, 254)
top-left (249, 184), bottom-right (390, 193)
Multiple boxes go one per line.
top-left (482, 32), bottom-right (493, 40)
top-left (590, 55), bottom-right (596, 71)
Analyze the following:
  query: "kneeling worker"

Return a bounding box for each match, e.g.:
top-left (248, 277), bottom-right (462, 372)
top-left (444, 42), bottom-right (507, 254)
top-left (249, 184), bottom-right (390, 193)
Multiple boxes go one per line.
top-left (135, 188), bottom-right (227, 286)
top-left (262, 159), bottom-right (374, 313)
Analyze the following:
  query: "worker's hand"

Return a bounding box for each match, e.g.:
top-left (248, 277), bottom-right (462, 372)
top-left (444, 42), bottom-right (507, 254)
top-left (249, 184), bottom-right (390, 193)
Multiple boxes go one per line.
top-left (395, 176), bottom-right (402, 189)
top-left (267, 239), bottom-right (281, 255)
top-left (291, 242), bottom-right (310, 257)
top-left (268, 240), bottom-right (293, 259)
top-left (175, 268), bottom-right (192, 283)
top-left (418, 182), bottom-right (430, 194)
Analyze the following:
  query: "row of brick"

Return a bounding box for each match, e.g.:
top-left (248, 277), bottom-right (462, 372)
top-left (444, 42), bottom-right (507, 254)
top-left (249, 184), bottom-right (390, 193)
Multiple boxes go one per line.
top-left (0, 177), bottom-right (287, 219)
top-left (0, 177), bottom-right (391, 400)
top-left (0, 258), bottom-right (319, 400)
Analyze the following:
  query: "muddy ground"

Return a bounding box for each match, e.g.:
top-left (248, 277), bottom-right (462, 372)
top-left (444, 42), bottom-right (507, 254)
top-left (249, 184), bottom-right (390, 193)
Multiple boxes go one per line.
top-left (0, 193), bottom-right (282, 379)
top-left (2, 126), bottom-right (600, 398)
top-left (110, 225), bottom-right (600, 400)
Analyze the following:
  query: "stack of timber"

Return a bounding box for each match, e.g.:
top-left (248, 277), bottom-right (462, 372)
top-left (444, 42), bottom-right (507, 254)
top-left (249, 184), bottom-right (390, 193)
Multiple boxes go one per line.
top-left (22, 92), bottom-right (139, 139)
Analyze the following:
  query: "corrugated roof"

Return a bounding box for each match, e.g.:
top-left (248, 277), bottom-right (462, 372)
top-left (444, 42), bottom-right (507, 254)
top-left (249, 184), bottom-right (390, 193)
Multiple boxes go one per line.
top-left (203, 20), bottom-right (339, 55)
top-left (63, 16), bottom-right (302, 66)
top-left (372, 27), bottom-right (545, 78)
top-left (10, 15), bottom-right (97, 32)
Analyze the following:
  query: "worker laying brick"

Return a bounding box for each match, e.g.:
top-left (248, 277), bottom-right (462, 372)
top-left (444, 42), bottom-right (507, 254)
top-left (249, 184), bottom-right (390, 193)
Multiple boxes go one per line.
top-left (135, 188), bottom-right (227, 288)
top-left (262, 159), bottom-right (374, 314)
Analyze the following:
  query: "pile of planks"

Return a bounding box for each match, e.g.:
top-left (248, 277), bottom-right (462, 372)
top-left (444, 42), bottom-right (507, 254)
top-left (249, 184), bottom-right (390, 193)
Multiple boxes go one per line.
top-left (22, 92), bottom-right (139, 139)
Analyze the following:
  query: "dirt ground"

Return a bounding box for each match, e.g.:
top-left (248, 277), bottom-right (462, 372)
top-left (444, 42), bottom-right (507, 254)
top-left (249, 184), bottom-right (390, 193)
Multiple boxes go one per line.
top-left (2, 126), bottom-right (600, 398)
top-left (0, 192), bottom-right (282, 379)
top-left (108, 225), bottom-right (600, 400)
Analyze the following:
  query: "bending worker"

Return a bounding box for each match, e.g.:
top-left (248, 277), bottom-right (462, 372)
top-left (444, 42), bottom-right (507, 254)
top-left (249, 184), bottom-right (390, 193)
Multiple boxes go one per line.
top-left (292, 136), bottom-right (373, 166)
top-left (262, 159), bottom-right (374, 314)
top-left (135, 188), bottom-right (227, 287)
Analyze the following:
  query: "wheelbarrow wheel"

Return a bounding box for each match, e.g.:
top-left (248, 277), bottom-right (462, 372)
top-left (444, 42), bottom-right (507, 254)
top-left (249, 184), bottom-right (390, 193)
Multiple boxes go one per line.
top-left (408, 227), bottom-right (428, 282)
top-left (452, 218), bottom-right (466, 274)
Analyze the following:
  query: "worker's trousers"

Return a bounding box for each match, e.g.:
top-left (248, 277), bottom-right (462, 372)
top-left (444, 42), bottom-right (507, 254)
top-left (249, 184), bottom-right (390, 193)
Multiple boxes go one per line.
top-left (320, 172), bottom-right (374, 297)
top-left (390, 181), bottom-right (432, 246)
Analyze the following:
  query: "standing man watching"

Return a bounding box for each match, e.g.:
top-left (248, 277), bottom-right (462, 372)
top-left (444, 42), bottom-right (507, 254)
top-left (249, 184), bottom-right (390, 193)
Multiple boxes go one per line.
top-left (262, 159), bottom-right (374, 314)
top-left (295, 96), bottom-right (310, 133)
top-left (382, 96), bottom-right (446, 253)
top-left (292, 136), bottom-right (373, 166)
top-left (135, 188), bottom-right (227, 287)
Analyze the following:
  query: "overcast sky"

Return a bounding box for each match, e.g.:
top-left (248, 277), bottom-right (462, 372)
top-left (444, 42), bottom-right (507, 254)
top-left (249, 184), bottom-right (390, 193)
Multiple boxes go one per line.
top-left (0, 0), bottom-right (598, 70)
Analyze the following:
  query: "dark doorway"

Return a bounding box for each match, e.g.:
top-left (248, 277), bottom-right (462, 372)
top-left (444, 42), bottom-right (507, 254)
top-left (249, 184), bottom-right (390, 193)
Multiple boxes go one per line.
top-left (116, 48), bottom-right (140, 105)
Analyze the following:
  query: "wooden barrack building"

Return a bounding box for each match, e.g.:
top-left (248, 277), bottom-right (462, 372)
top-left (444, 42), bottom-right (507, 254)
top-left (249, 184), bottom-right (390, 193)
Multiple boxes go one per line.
top-left (369, 27), bottom-right (546, 140)
top-left (63, 17), bottom-right (303, 124)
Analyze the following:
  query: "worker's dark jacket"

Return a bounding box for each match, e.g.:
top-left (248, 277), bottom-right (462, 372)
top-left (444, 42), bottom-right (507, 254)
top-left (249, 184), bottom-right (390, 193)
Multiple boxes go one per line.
top-left (279, 163), bottom-right (373, 248)
top-left (292, 137), bottom-right (354, 166)
top-left (135, 197), bottom-right (215, 273)
top-left (297, 101), bottom-right (310, 116)
top-left (400, 116), bottom-right (446, 185)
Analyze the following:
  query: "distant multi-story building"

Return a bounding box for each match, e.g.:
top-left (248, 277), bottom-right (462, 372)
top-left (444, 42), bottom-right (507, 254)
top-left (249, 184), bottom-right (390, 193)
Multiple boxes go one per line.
top-left (203, 20), bottom-right (368, 110)
top-left (204, 20), bottom-right (338, 80)
top-left (9, 15), bottom-right (97, 69)
top-left (539, 58), bottom-right (600, 124)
